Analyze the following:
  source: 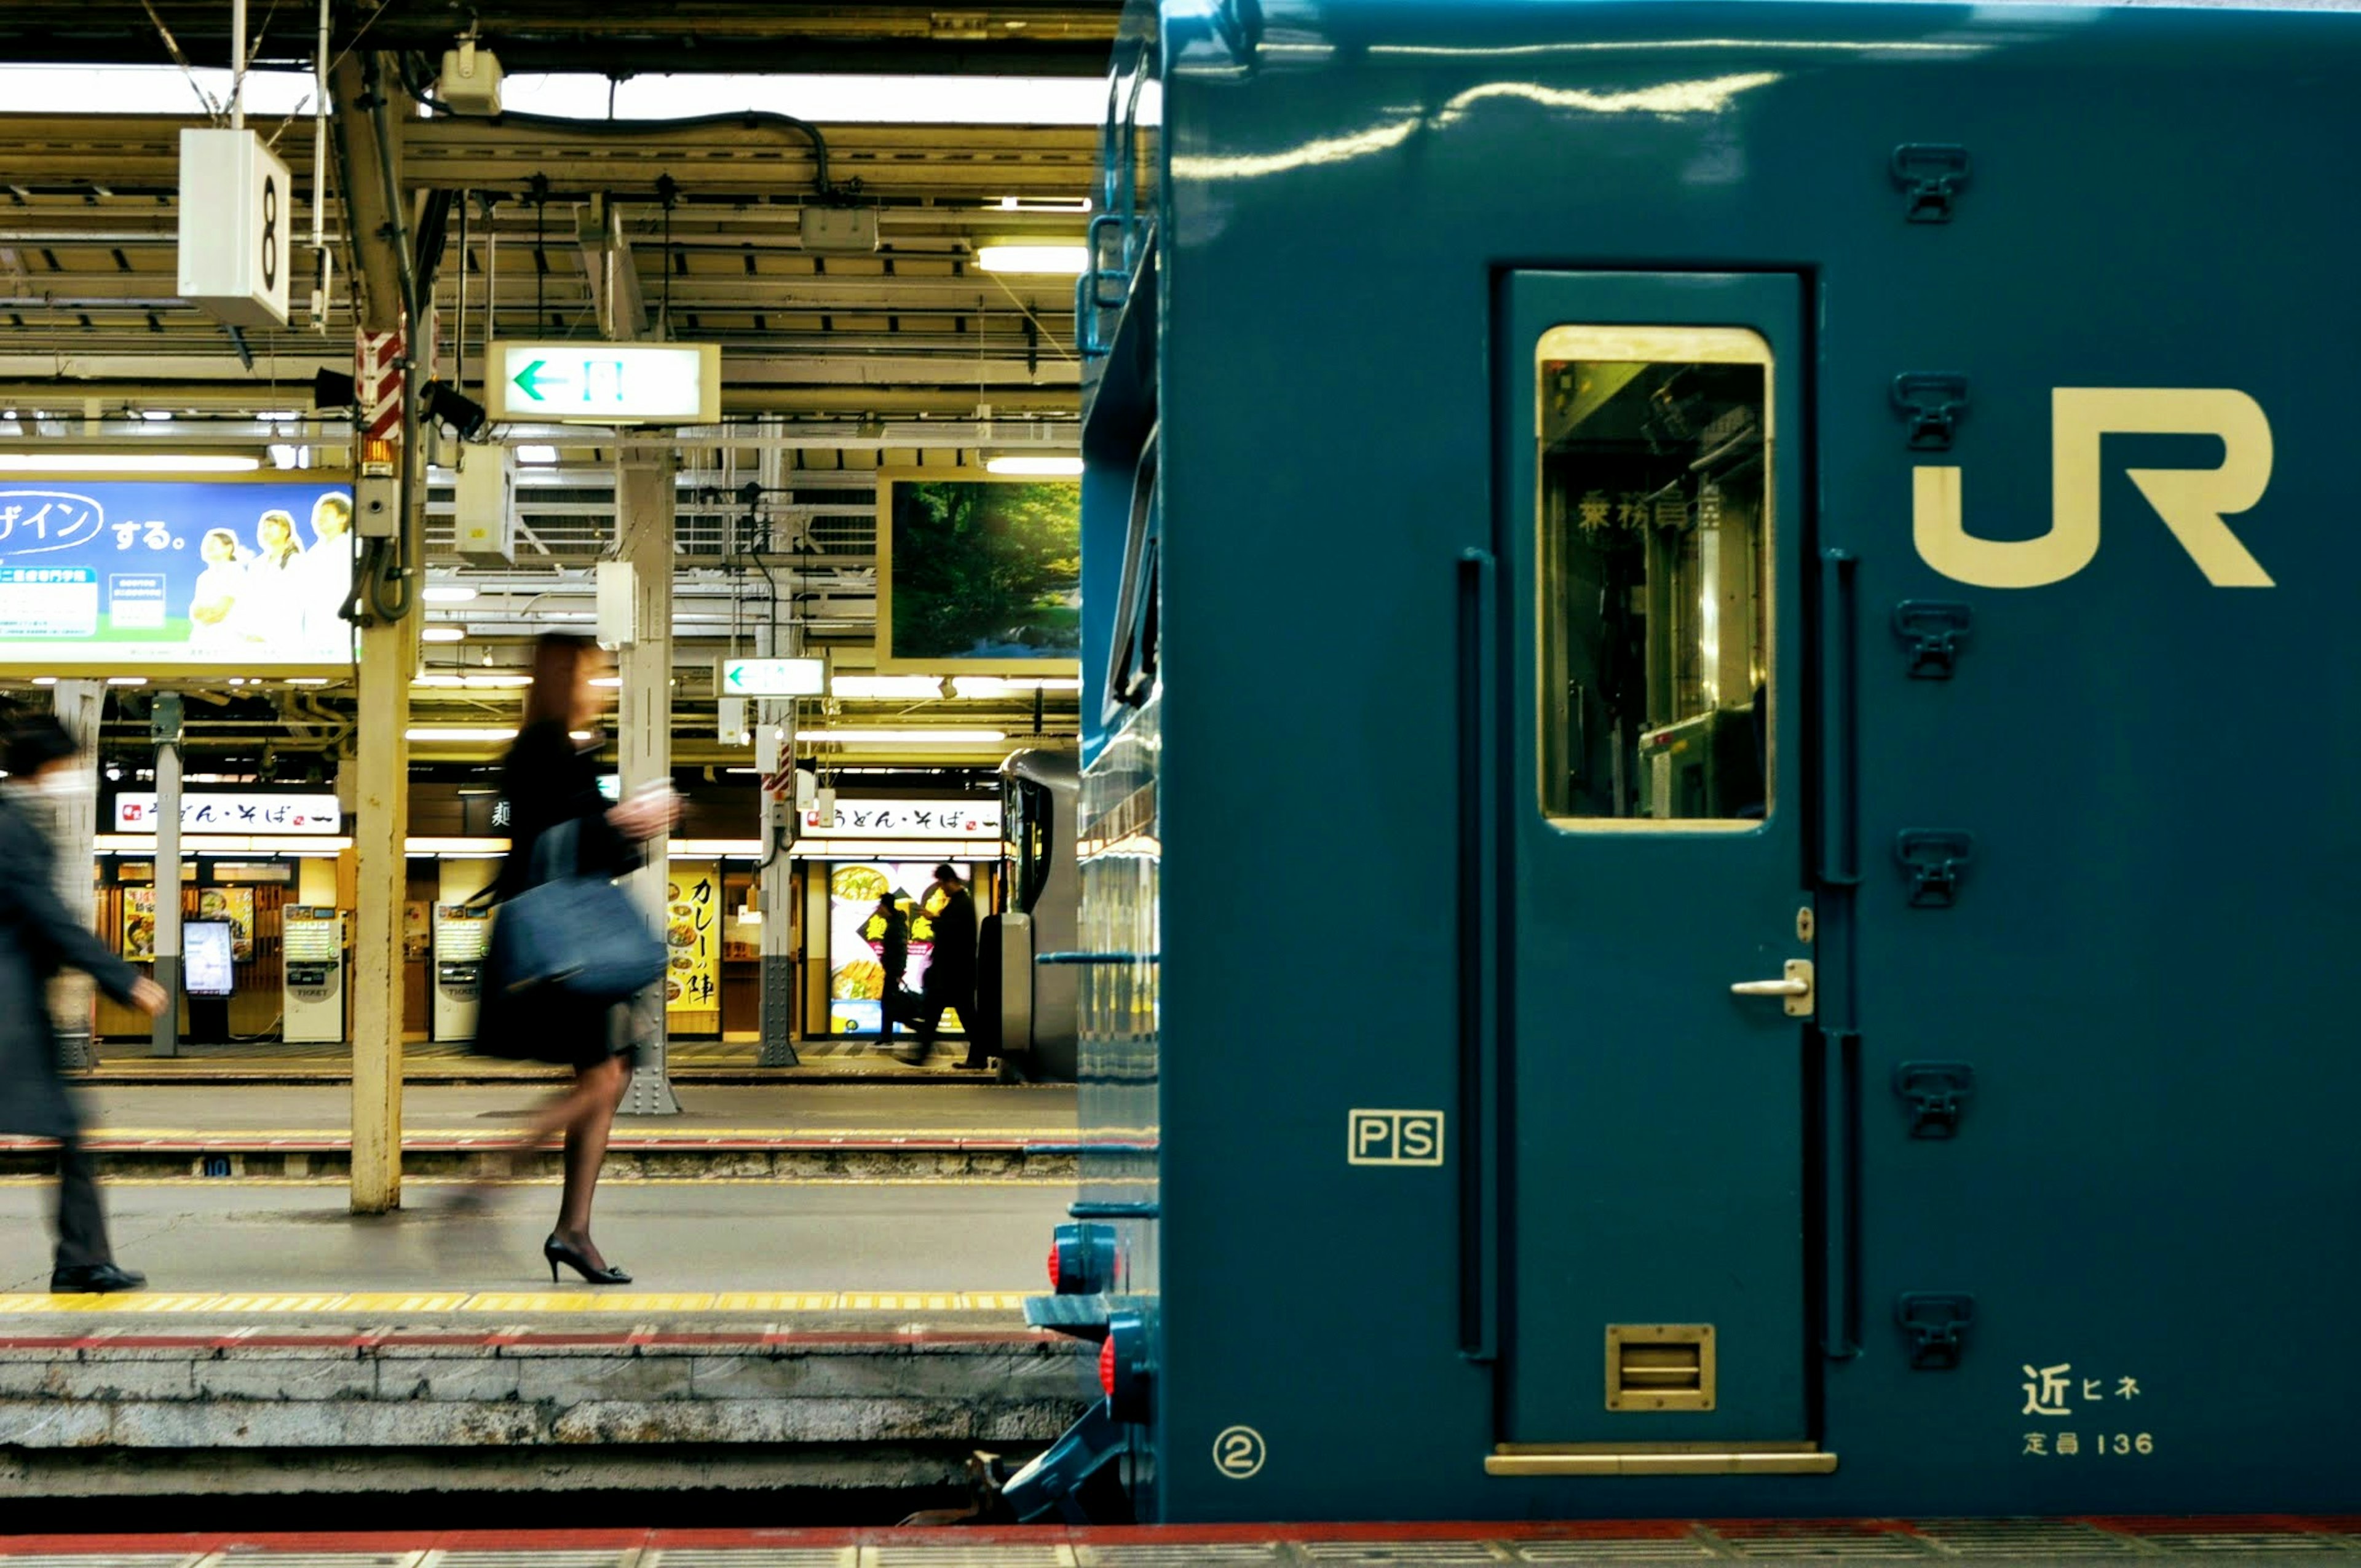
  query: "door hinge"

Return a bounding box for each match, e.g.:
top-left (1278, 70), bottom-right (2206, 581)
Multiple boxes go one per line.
top-left (1891, 143), bottom-right (1971, 223)
top-left (1891, 373), bottom-right (1969, 450)
top-left (1893, 601), bottom-right (1971, 679)
top-left (1894, 1061), bottom-right (1975, 1138)
top-left (1896, 1292), bottom-right (1975, 1370)
top-left (1895, 830), bottom-right (1975, 908)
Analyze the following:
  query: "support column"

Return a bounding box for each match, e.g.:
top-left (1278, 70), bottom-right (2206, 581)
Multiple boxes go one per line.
top-left (149, 695), bottom-right (183, 1058)
top-left (47, 681), bottom-right (103, 1070)
top-left (336, 50), bottom-right (421, 1214)
top-left (617, 452), bottom-right (681, 1115)
top-left (350, 592), bottom-right (416, 1210)
top-left (756, 715), bottom-right (800, 1067)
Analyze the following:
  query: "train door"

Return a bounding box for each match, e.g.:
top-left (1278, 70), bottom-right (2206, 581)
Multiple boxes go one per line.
top-left (1487, 273), bottom-right (1819, 1464)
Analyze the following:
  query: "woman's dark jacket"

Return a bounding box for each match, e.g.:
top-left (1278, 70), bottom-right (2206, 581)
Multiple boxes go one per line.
top-left (476, 721), bottom-right (643, 1061)
top-left (492, 719), bottom-right (636, 901)
top-left (0, 791), bottom-right (141, 1136)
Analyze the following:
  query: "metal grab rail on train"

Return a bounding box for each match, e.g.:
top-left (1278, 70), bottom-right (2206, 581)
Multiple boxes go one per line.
top-left (1078, 32), bottom-right (1155, 358)
top-left (1035, 951), bottom-right (1160, 964)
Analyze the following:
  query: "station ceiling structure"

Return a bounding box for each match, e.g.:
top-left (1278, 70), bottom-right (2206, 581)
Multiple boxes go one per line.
top-left (0, 0), bottom-right (1118, 774)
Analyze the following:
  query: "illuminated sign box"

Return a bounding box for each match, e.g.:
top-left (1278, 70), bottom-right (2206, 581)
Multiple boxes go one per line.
top-left (486, 341), bottom-right (721, 426)
top-left (876, 471), bottom-right (1081, 675)
top-left (719, 656), bottom-right (826, 697)
top-left (799, 798), bottom-right (1003, 839)
top-left (0, 479), bottom-right (355, 675)
top-left (114, 792), bottom-right (342, 835)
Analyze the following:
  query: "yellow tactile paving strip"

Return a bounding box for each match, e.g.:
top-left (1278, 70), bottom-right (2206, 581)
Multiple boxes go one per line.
top-left (0, 1289), bottom-right (1037, 1314)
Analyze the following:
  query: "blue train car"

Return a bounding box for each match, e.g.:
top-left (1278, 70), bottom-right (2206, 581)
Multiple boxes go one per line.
top-left (1045, 0), bottom-right (2361, 1525)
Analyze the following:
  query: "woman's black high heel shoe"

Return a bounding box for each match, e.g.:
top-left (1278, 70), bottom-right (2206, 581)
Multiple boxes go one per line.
top-left (544, 1234), bottom-right (631, 1285)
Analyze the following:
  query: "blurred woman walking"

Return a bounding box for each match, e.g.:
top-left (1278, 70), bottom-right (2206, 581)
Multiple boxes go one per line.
top-left (0, 716), bottom-right (168, 1292)
top-left (472, 633), bottom-right (677, 1284)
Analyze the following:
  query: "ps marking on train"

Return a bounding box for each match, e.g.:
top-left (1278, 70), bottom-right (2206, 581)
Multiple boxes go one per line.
top-left (1347, 1109), bottom-right (1445, 1166)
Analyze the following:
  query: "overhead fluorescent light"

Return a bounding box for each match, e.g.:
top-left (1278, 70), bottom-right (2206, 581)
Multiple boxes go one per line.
top-left (138, 410), bottom-right (173, 422)
top-left (410, 673), bottom-right (466, 688)
top-left (106, 676), bottom-right (149, 686)
top-left (0, 453), bottom-right (261, 473)
top-left (287, 678), bottom-right (331, 687)
top-left (405, 726), bottom-right (519, 743)
top-left (992, 196), bottom-right (1093, 213)
top-left (29, 676), bottom-right (56, 686)
top-left (422, 585), bottom-right (481, 604)
top-left (985, 455), bottom-right (1084, 477)
top-left (831, 675), bottom-right (945, 700)
top-left (515, 444), bottom-right (560, 464)
top-left (588, 675), bottom-right (622, 689)
top-left (267, 444), bottom-right (301, 469)
top-left (421, 626), bottom-right (467, 643)
top-left (461, 673), bottom-right (531, 689)
top-left (975, 245), bottom-right (1090, 275)
top-left (952, 675), bottom-right (1083, 698)
top-left (796, 728), bottom-right (1008, 744)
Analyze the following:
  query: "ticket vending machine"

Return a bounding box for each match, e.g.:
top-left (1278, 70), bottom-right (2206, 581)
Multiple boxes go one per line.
top-left (432, 903), bottom-right (492, 1042)
top-left (281, 906), bottom-right (345, 1044)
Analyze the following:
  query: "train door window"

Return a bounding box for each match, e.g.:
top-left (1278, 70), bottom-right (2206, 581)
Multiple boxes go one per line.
top-left (1536, 326), bottom-right (1773, 826)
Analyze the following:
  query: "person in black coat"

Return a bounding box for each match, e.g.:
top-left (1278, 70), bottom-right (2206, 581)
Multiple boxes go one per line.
top-left (869, 892), bottom-right (910, 1032)
top-left (472, 633), bottom-right (676, 1285)
top-left (0, 717), bottom-right (168, 1293)
top-left (900, 863), bottom-right (983, 1069)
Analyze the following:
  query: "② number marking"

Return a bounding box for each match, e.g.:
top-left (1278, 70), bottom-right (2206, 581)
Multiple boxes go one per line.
top-left (1212, 1425), bottom-right (1266, 1479)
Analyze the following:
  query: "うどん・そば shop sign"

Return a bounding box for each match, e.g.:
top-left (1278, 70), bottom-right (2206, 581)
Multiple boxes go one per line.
top-left (114, 792), bottom-right (342, 834)
top-left (800, 799), bottom-right (1002, 837)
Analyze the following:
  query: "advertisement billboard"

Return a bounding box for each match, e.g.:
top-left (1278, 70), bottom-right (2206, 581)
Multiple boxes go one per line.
top-left (0, 480), bottom-right (357, 671)
top-left (664, 862), bottom-right (721, 1026)
top-left (876, 473), bottom-right (1080, 673)
top-left (825, 860), bottom-right (970, 1037)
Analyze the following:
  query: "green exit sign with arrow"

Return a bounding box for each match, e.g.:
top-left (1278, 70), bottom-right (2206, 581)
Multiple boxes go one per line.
top-left (719, 657), bottom-right (827, 697)
top-left (486, 341), bottom-right (721, 424)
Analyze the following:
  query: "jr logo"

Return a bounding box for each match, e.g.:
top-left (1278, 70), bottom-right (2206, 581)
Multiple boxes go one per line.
top-left (1914, 389), bottom-right (2274, 588)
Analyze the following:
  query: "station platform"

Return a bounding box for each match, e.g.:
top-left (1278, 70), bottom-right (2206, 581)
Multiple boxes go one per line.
top-left (0, 1176), bottom-right (1087, 1499)
top-left (0, 1082), bottom-right (1085, 1181)
top-left (1, 1519), bottom-right (2357, 1564)
top-left (79, 1037), bottom-right (997, 1085)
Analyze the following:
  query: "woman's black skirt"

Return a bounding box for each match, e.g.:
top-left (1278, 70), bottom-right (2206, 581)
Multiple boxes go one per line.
top-left (472, 976), bottom-right (642, 1071)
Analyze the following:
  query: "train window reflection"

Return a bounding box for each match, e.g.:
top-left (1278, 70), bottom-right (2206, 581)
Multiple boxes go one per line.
top-left (1536, 326), bottom-right (1773, 826)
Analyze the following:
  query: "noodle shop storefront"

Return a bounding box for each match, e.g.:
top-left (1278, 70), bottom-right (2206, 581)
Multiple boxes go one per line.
top-left (796, 794), bottom-right (1001, 1040)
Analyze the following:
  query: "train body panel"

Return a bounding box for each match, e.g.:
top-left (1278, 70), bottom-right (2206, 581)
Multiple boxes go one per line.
top-left (1070, 0), bottom-right (2361, 1522)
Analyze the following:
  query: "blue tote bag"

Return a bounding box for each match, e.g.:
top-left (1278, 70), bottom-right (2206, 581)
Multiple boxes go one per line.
top-left (487, 819), bottom-right (667, 1006)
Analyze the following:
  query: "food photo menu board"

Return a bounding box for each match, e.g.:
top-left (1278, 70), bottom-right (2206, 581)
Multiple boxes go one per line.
top-left (664, 863), bottom-right (722, 1028)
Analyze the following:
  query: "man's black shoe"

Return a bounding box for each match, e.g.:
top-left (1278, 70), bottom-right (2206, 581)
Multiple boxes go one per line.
top-left (50, 1263), bottom-right (145, 1294)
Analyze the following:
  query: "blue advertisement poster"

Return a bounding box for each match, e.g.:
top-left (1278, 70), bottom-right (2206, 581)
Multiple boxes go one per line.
top-left (0, 480), bottom-right (357, 668)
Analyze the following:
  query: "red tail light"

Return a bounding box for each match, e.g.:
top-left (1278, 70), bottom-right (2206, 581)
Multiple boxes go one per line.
top-left (1098, 1334), bottom-right (1117, 1398)
top-left (1047, 1241), bottom-right (1062, 1291)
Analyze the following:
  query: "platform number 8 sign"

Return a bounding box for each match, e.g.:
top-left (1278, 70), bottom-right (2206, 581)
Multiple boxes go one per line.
top-left (260, 176), bottom-right (278, 290)
top-left (1213, 1425), bottom-right (1266, 1479)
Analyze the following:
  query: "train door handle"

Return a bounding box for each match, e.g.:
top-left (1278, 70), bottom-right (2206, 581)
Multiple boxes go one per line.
top-left (1731, 959), bottom-right (1814, 1017)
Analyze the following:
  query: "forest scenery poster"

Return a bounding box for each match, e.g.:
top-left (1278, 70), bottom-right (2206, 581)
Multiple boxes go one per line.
top-left (880, 475), bottom-right (1081, 670)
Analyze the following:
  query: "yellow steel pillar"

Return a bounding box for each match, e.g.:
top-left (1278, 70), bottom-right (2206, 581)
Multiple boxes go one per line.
top-left (336, 52), bottom-right (419, 1213)
top-left (350, 611), bottom-right (416, 1211)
